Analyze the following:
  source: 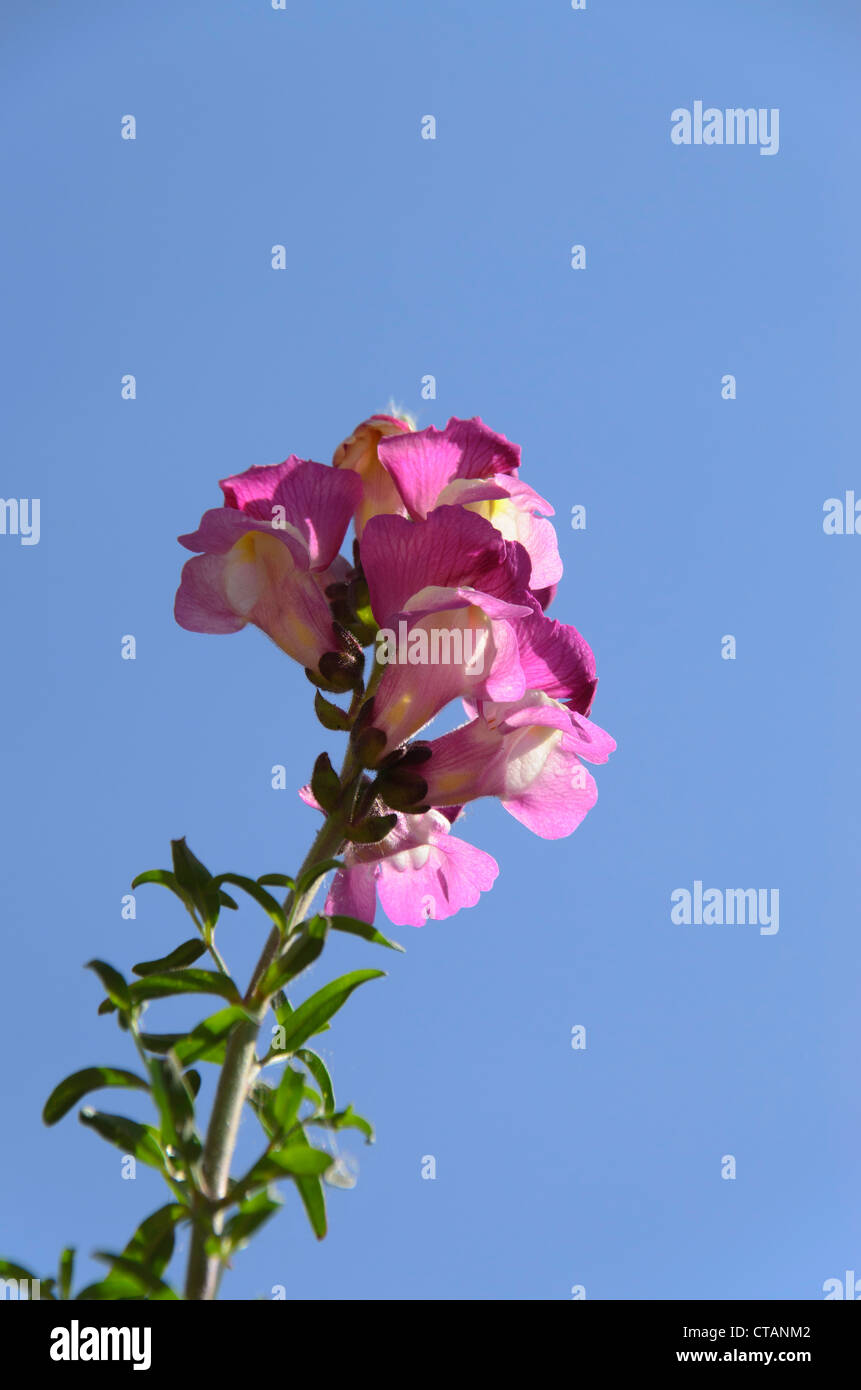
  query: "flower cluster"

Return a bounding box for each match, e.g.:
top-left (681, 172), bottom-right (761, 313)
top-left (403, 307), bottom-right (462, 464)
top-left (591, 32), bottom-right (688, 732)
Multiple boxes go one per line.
top-left (176, 414), bottom-right (615, 927)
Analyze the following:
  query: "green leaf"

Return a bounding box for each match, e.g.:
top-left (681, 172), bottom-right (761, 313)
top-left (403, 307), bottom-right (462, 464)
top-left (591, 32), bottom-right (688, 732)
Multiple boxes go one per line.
top-left (271, 1066), bottom-right (305, 1133)
top-left (296, 1048), bottom-right (335, 1114)
top-left (258, 874), bottom-right (294, 890)
top-left (272, 991), bottom-right (292, 1025)
top-left (263, 1145), bottom-right (333, 1178)
top-left (120, 1203), bottom-right (185, 1279)
top-left (75, 1203), bottom-right (186, 1296)
top-left (294, 858), bottom-right (343, 898)
top-left (131, 868), bottom-right (197, 916)
top-left (132, 939), bottom-right (207, 976)
top-left (321, 914), bottom-right (404, 952)
top-left (89, 1253), bottom-right (179, 1300)
top-left (79, 1110), bottom-right (164, 1170)
top-left (289, 1131), bottom-right (328, 1240)
top-left (274, 969), bottom-right (384, 1054)
top-left (74, 1273), bottom-right (147, 1301)
top-left (139, 1032), bottom-right (186, 1054)
top-left (129, 968), bottom-right (240, 1005)
top-left (85, 959), bottom-right (131, 1012)
top-left (260, 925), bottom-right (327, 996)
top-left (212, 873), bottom-right (287, 934)
top-left (172, 1007), bottom-right (247, 1067)
top-left (313, 690), bottom-right (352, 732)
top-left (346, 813), bottom-right (398, 845)
top-left (171, 837), bottom-right (221, 928)
top-left (58, 1249), bottom-right (75, 1301)
top-left (219, 1189), bottom-right (282, 1254)
top-left (314, 1104), bottom-right (374, 1144)
top-left (149, 1055), bottom-right (197, 1147)
top-left (0, 1259), bottom-right (40, 1282)
top-left (43, 1066), bottom-right (150, 1126)
top-left (218, 889), bottom-right (239, 910)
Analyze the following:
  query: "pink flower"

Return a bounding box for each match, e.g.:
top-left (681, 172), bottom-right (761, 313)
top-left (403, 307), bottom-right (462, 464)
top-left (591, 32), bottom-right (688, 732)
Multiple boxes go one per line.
top-left (332, 413), bottom-right (412, 538)
top-left (414, 691), bottom-right (616, 838)
top-left (359, 507), bottom-right (535, 753)
top-left (175, 456), bottom-right (361, 674)
top-left (376, 417), bottom-right (562, 591)
top-left (325, 808), bottom-right (499, 927)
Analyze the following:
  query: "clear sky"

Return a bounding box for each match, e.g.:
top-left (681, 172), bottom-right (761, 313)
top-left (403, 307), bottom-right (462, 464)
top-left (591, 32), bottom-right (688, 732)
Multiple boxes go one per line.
top-left (1, 0), bottom-right (859, 1300)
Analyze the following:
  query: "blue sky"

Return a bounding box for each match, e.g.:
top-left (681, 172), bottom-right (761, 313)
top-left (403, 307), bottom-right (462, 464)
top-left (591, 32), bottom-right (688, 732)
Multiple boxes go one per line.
top-left (1, 0), bottom-right (858, 1300)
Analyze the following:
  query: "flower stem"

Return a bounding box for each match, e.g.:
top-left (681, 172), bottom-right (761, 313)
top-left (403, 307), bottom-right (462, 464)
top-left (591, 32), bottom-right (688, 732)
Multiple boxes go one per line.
top-left (183, 758), bottom-right (358, 1301)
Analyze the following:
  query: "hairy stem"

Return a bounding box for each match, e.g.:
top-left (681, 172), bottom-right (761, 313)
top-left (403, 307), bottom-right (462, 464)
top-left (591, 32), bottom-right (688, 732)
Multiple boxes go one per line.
top-left (183, 756), bottom-right (359, 1301)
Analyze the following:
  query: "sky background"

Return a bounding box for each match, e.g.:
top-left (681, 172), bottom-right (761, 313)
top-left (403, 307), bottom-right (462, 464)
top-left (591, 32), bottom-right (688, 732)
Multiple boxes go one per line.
top-left (1, 0), bottom-right (859, 1301)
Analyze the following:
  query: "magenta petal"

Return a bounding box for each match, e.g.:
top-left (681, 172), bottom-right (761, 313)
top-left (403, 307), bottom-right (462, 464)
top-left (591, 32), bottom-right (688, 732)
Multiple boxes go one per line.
top-left (378, 416), bottom-right (520, 520)
top-left (532, 583), bottom-right (558, 611)
top-left (512, 601), bottom-right (599, 715)
top-left (220, 457), bottom-right (306, 512)
top-left (273, 458), bottom-right (362, 570)
top-left (183, 460), bottom-right (360, 575)
top-left (215, 457), bottom-right (361, 571)
top-left (362, 507), bottom-right (532, 624)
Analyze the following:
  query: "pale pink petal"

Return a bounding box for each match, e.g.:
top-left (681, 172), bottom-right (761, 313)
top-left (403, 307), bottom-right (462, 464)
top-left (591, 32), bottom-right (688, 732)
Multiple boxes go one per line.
top-left (501, 742), bottom-right (598, 839)
top-left (375, 833), bottom-right (499, 927)
top-left (326, 864), bottom-right (378, 923)
top-left (371, 602), bottom-right (527, 749)
top-left (174, 554), bottom-right (246, 634)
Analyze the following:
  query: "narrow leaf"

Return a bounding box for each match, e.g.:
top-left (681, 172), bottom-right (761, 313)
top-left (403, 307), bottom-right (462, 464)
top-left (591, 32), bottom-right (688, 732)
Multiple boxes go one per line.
top-left (294, 858), bottom-right (343, 898)
top-left (172, 1007), bottom-right (247, 1067)
top-left (263, 1145), bottom-right (333, 1178)
top-left (272, 1066), bottom-right (305, 1133)
top-left (171, 838), bottom-right (220, 928)
top-left (58, 1248), bottom-right (75, 1301)
top-left (273, 969), bottom-right (384, 1054)
top-left (129, 969), bottom-right (240, 1005)
top-left (260, 928), bottom-right (326, 996)
top-left (90, 1252), bottom-right (179, 1299)
top-left (131, 869), bottom-right (199, 925)
top-left (43, 1067), bottom-right (150, 1126)
top-left (132, 939), bottom-right (207, 976)
top-left (79, 1110), bottom-right (164, 1170)
top-left (220, 1190), bottom-right (282, 1252)
top-left (321, 914), bottom-right (404, 952)
top-left (85, 960), bottom-right (131, 1012)
top-left (296, 1048), bottom-right (335, 1114)
top-left (258, 874), bottom-right (294, 889)
top-left (213, 873), bottom-right (287, 934)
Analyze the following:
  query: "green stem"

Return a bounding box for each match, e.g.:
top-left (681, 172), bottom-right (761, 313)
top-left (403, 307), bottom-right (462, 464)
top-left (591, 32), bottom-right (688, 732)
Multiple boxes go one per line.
top-left (183, 751), bottom-right (360, 1301)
